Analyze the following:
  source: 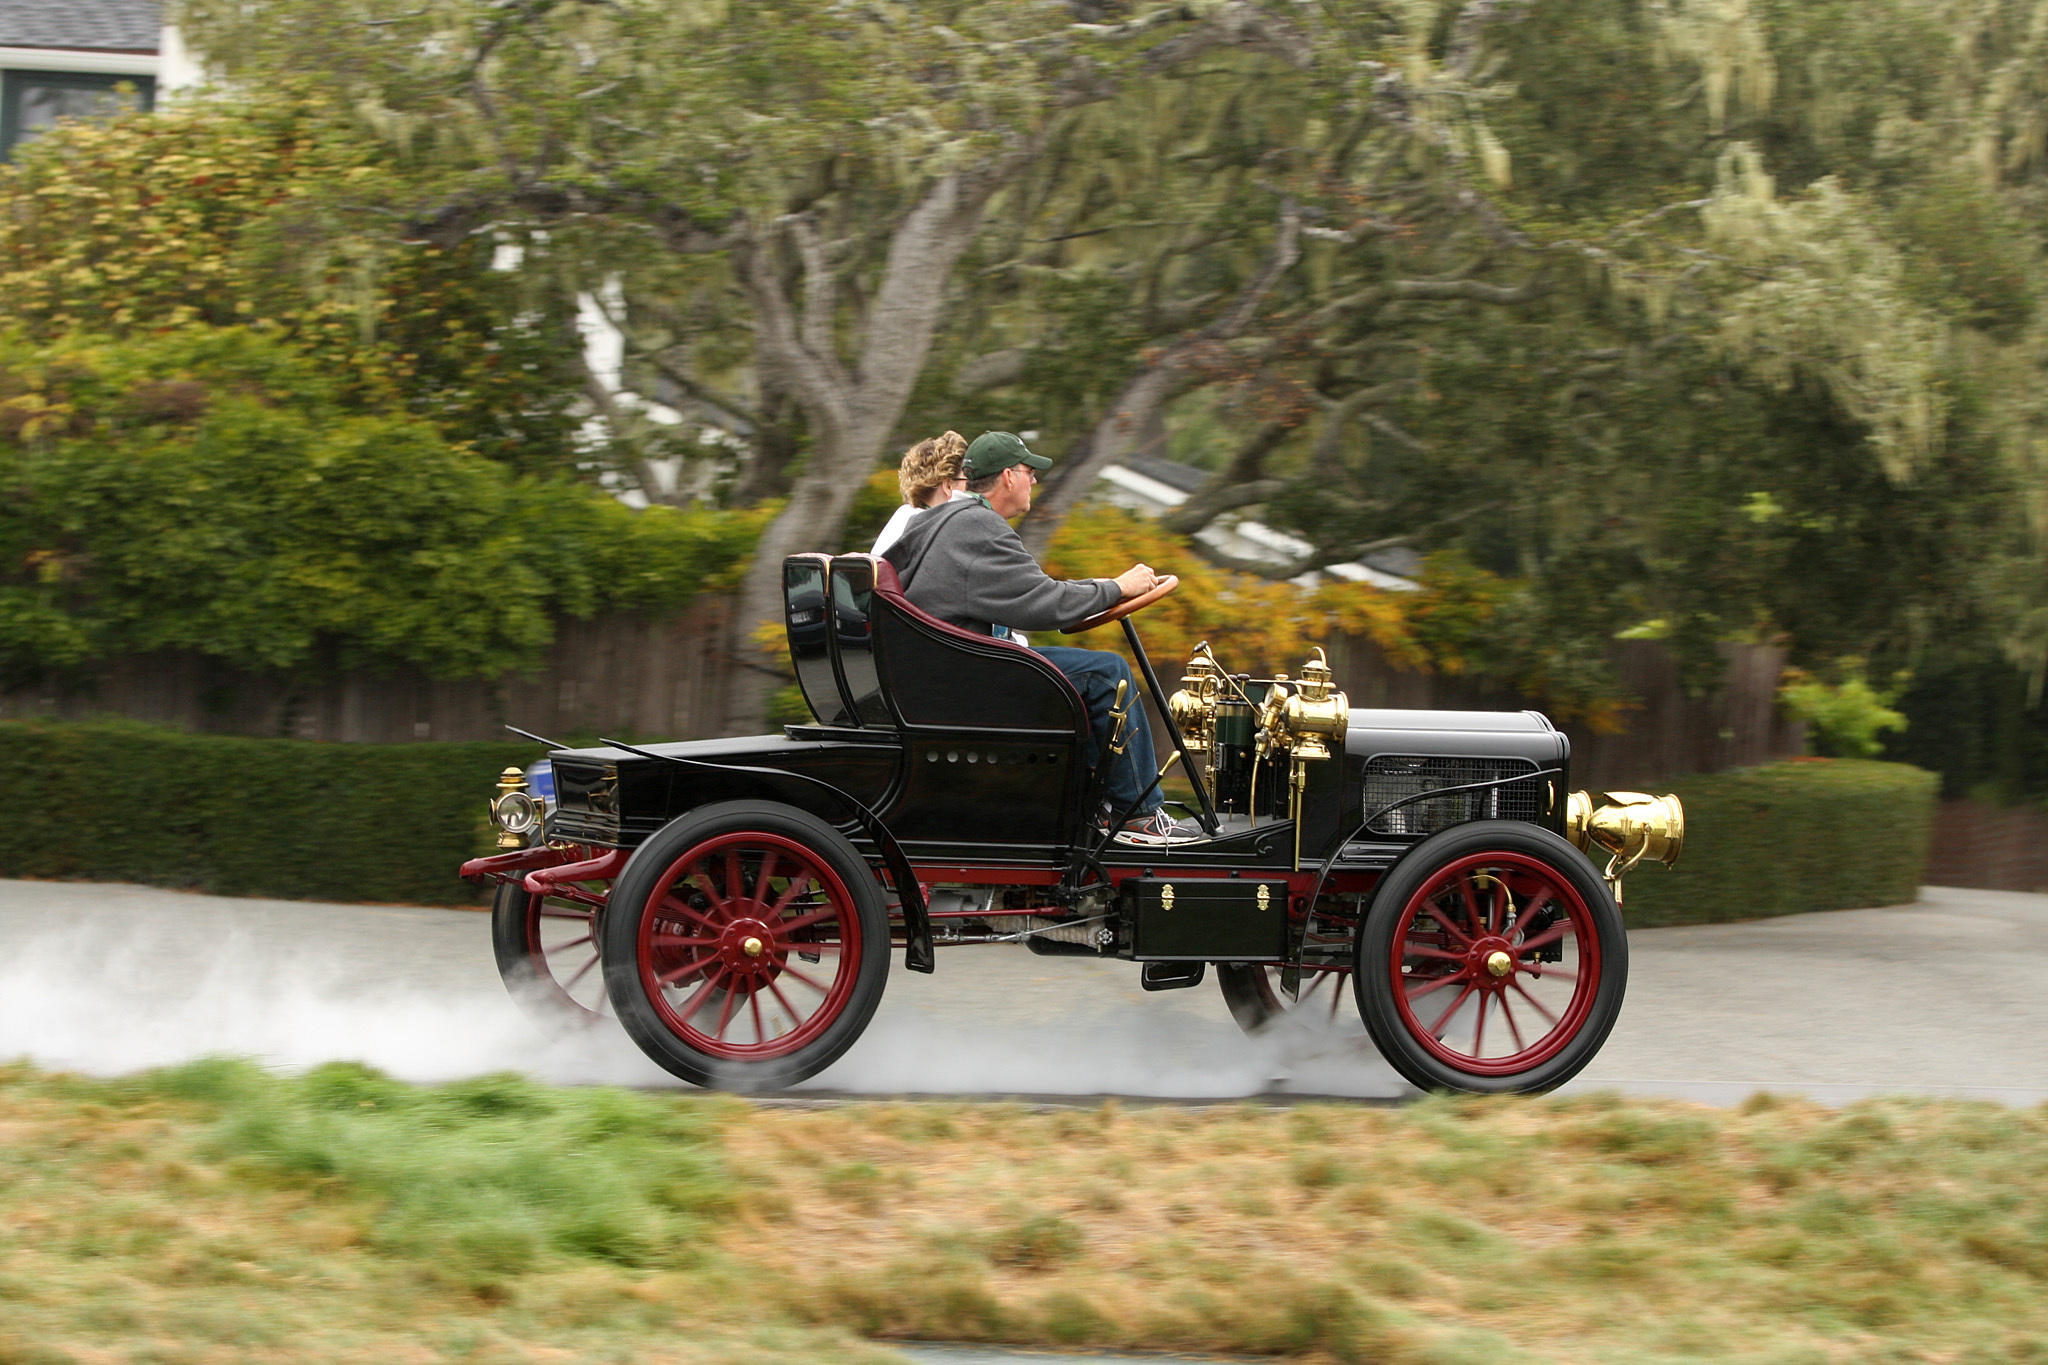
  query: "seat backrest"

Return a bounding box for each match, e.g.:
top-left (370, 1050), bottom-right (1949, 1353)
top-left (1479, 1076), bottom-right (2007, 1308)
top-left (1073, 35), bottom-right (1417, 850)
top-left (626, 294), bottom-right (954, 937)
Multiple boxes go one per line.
top-left (782, 553), bottom-right (850, 726)
top-left (846, 553), bottom-right (1086, 736)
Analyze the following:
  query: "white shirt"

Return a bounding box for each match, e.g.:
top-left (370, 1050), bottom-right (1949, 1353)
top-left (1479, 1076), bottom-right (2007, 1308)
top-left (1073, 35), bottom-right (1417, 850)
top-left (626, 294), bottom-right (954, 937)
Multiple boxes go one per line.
top-left (870, 502), bottom-right (922, 557)
top-left (869, 492), bottom-right (1027, 646)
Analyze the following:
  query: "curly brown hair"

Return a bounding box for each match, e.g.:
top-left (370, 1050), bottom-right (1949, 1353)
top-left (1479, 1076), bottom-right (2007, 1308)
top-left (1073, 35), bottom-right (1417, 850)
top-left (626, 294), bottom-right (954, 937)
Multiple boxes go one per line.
top-left (896, 431), bottom-right (968, 507)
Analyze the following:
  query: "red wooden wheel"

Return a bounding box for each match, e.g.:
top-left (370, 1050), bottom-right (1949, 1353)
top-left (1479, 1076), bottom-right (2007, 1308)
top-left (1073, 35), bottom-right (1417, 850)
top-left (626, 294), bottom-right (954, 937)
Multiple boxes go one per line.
top-left (491, 881), bottom-right (612, 1033)
top-left (637, 831), bottom-right (863, 1059)
top-left (1356, 821), bottom-right (1626, 1094)
top-left (601, 800), bottom-right (890, 1091)
top-left (1388, 852), bottom-right (1600, 1075)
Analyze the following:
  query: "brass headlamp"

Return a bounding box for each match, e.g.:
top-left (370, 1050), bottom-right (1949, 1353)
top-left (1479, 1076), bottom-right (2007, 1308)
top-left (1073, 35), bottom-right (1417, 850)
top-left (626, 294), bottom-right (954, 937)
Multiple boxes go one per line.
top-left (1565, 790), bottom-right (1685, 904)
top-left (490, 766), bottom-right (543, 849)
top-left (1266, 647), bottom-right (1347, 761)
top-left (1167, 646), bottom-right (1227, 754)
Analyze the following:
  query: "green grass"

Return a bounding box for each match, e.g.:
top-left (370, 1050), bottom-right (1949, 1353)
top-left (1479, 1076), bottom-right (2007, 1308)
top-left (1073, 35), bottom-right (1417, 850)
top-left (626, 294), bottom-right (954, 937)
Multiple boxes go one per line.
top-left (8, 1063), bottom-right (2048, 1363)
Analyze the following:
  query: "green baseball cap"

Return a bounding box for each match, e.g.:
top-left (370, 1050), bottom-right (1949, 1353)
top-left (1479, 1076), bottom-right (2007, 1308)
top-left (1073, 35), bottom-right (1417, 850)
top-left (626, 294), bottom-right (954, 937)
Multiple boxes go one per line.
top-left (963, 431), bottom-right (1053, 480)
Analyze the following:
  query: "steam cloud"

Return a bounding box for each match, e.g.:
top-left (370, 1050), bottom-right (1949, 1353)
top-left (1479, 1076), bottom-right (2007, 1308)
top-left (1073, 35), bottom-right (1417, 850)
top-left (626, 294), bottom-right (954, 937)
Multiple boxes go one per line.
top-left (0, 881), bottom-right (1409, 1099)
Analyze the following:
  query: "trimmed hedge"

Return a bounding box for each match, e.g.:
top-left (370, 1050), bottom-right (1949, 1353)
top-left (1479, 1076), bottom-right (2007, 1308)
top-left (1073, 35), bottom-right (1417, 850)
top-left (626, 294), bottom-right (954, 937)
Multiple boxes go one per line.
top-left (0, 721), bottom-right (538, 905)
top-left (0, 725), bottom-right (1940, 920)
top-left (1615, 758), bottom-right (1938, 929)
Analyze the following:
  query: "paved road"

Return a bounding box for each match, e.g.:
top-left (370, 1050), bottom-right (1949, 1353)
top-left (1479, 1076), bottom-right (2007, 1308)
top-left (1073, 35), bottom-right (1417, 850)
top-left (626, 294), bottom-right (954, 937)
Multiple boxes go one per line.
top-left (1, 880), bottom-right (2042, 1104)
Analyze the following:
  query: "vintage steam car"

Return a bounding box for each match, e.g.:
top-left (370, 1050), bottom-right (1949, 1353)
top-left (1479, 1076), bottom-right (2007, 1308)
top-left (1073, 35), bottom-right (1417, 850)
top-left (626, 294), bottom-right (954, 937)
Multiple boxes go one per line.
top-left (460, 552), bottom-right (1683, 1095)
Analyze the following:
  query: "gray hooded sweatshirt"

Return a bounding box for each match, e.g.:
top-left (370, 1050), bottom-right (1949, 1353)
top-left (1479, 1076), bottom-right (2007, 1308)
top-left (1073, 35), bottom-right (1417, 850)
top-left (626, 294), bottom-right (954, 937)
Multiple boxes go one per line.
top-left (880, 495), bottom-right (1119, 636)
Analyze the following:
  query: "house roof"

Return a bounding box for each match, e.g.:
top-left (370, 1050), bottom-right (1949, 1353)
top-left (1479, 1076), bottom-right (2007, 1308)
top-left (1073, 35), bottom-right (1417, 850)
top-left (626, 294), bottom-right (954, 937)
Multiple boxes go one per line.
top-left (0, 0), bottom-right (160, 52)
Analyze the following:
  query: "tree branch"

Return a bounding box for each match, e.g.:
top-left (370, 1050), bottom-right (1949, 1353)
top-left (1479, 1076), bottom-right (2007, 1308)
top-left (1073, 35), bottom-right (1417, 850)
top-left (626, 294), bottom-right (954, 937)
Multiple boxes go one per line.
top-left (1386, 277), bottom-right (1545, 303)
top-left (1020, 199), bottom-right (1304, 550)
top-left (1159, 421), bottom-right (1296, 535)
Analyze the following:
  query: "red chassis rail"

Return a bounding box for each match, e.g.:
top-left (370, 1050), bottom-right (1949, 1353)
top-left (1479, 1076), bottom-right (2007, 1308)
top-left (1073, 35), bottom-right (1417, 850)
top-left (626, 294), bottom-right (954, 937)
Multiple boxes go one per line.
top-left (462, 846), bottom-right (1379, 921)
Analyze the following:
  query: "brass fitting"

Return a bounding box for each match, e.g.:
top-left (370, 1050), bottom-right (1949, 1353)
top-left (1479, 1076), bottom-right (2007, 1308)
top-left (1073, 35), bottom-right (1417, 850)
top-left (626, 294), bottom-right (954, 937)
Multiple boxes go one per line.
top-left (492, 767), bottom-right (529, 850)
top-left (1167, 645), bottom-right (1226, 754)
top-left (1565, 790), bottom-right (1685, 905)
top-left (1265, 648), bottom-right (1348, 762)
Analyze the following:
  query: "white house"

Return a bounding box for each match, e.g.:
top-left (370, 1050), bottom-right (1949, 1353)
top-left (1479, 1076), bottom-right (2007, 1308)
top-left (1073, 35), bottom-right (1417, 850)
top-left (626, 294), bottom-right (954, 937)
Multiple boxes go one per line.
top-left (1096, 453), bottom-right (1421, 591)
top-left (1, 0), bottom-right (199, 157)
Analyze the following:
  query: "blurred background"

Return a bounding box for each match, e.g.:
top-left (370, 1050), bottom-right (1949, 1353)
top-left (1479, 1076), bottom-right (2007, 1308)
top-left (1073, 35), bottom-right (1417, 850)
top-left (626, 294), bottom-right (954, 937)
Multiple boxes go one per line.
top-left (3, 0), bottom-right (2045, 899)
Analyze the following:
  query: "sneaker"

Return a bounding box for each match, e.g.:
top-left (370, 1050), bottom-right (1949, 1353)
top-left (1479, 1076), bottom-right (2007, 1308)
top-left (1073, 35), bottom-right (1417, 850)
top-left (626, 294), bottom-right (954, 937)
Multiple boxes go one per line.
top-left (1114, 810), bottom-right (1204, 844)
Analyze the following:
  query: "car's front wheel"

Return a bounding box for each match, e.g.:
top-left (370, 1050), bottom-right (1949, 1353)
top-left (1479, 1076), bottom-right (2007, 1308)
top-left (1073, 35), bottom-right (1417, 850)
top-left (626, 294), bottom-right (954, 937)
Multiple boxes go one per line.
top-left (1355, 820), bottom-right (1627, 1094)
top-left (601, 800), bottom-right (889, 1092)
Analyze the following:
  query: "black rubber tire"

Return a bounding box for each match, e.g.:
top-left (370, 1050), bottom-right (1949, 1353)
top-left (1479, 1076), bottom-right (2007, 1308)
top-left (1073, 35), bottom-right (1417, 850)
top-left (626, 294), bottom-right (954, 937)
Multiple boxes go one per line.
top-left (1355, 820), bottom-right (1628, 1095)
top-left (600, 799), bottom-right (890, 1093)
top-left (490, 879), bottom-right (609, 1036)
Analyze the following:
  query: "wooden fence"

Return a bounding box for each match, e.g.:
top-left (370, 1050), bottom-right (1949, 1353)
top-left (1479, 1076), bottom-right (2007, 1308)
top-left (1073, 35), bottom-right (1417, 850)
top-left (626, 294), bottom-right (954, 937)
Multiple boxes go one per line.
top-left (0, 595), bottom-right (1798, 791)
top-left (0, 597), bottom-right (737, 746)
top-left (1924, 801), bottom-right (2048, 892)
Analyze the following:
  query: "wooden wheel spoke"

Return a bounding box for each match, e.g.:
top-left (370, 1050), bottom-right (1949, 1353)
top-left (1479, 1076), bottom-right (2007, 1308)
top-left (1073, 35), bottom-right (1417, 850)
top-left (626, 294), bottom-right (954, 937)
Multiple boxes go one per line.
top-left (713, 980), bottom-right (741, 1040)
top-left (1472, 993), bottom-right (1489, 1055)
top-left (779, 962), bottom-right (832, 994)
top-left (1428, 983), bottom-right (1476, 1037)
top-left (1508, 979), bottom-right (1560, 1027)
top-left (1405, 972), bottom-right (1468, 1001)
top-left (1456, 874), bottom-right (1485, 938)
top-left (775, 904), bottom-right (839, 936)
top-left (1402, 943), bottom-right (1465, 963)
top-left (651, 933), bottom-right (719, 948)
top-left (1516, 922), bottom-right (1573, 954)
top-left (1424, 901), bottom-right (1478, 946)
top-left (748, 988), bottom-right (767, 1044)
top-left (765, 977), bottom-right (805, 1033)
top-left (723, 849), bottom-right (744, 912)
top-left (765, 874), bottom-right (818, 920)
top-left (673, 974), bottom-right (723, 1023)
top-left (677, 879), bottom-right (730, 924)
top-left (749, 848), bottom-right (780, 915)
top-left (549, 933), bottom-right (594, 952)
top-left (562, 952), bottom-right (600, 991)
top-left (1499, 994), bottom-right (1528, 1052)
top-left (657, 951), bottom-right (718, 987)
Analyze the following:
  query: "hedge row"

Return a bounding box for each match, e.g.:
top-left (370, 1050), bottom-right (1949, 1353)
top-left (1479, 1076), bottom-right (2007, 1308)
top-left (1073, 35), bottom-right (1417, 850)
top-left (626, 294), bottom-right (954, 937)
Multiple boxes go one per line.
top-left (0, 721), bottom-right (538, 905)
top-left (1614, 758), bottom-right (1939, 929)
top-left (0, 725), bottom-right (1939, 921)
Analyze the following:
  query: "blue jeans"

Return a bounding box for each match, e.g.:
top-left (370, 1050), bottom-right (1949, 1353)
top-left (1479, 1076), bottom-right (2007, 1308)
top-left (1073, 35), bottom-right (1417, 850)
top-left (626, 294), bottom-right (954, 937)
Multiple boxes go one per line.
top-left (1034, 645), bottom-right (1159, 819)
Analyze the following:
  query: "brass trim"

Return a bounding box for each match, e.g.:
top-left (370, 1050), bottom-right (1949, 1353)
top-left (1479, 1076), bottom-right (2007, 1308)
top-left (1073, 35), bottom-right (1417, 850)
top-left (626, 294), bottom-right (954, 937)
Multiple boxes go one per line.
top-left (1160, 883), bottom-right (1175, 911)
top-left (492, 766), bottom-right (529, 850)
top-left (1564, 790), bottom-right (1685, 907)
top-left (1255, 884), bottom-right (1271, 911)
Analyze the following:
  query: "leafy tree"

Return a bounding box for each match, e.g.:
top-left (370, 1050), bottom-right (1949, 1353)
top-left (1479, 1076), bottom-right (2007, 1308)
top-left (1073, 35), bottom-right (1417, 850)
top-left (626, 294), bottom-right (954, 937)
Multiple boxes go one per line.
top-left (0, 95), bottom-right (584, 473)
top-left (173, 0), bottom-right (1325, 728)
top-left (0, 327), bottom-right (762, 684)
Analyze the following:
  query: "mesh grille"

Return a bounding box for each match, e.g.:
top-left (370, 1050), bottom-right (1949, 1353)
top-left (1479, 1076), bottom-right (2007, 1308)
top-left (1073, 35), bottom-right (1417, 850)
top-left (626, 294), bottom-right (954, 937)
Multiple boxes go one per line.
top-left (1363, 755), bottom-right (1544, 836)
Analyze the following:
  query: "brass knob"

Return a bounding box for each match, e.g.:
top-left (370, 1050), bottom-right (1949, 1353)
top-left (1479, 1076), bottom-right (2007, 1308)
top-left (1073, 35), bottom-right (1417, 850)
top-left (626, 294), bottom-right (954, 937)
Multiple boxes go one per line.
top-left (741, 936), bottom-right (765, 958)
top-left (1485, 951), bottom-right (1512, 978)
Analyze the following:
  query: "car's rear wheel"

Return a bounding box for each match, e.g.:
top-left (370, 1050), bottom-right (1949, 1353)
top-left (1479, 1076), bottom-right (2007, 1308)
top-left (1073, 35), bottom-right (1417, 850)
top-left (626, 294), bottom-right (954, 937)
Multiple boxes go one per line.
top-left (1355, 821), bottom-right (1627, 1094)
top-left (601, 800), bottom-right (889, 1092)
top-left (491, 878), bottom-right (611, 1035)
top-left (1216, 963), bottom-right (1356, 1035)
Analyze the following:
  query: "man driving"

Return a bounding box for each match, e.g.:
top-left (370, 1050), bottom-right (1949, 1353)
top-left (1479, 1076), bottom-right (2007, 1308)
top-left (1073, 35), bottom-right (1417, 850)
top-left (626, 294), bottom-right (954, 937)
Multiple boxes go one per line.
top-left (880, 431), bottom-right (1198, 844)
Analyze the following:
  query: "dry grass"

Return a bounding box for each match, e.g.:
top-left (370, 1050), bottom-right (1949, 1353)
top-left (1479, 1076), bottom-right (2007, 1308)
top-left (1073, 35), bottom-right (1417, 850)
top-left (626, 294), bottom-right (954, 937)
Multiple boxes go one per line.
top-left (7, 1062), bottom-right (2048, 1364)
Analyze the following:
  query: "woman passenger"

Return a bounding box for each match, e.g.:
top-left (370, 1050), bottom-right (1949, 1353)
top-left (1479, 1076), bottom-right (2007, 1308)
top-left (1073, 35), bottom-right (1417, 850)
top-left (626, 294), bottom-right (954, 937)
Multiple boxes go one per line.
top-left (871, 431), bottom-right (968, 556)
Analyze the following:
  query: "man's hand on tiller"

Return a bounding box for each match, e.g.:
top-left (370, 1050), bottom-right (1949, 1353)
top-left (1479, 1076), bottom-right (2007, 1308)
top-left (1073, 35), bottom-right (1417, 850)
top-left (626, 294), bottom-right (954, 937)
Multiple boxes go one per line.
top-left (1115, 563), bottom-right (1160, 599)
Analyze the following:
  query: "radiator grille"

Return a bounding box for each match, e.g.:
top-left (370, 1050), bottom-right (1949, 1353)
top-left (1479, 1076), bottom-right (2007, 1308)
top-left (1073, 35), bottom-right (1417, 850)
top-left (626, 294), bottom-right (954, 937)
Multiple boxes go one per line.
top-left (1363, 755), bottom-right (1544, 836)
